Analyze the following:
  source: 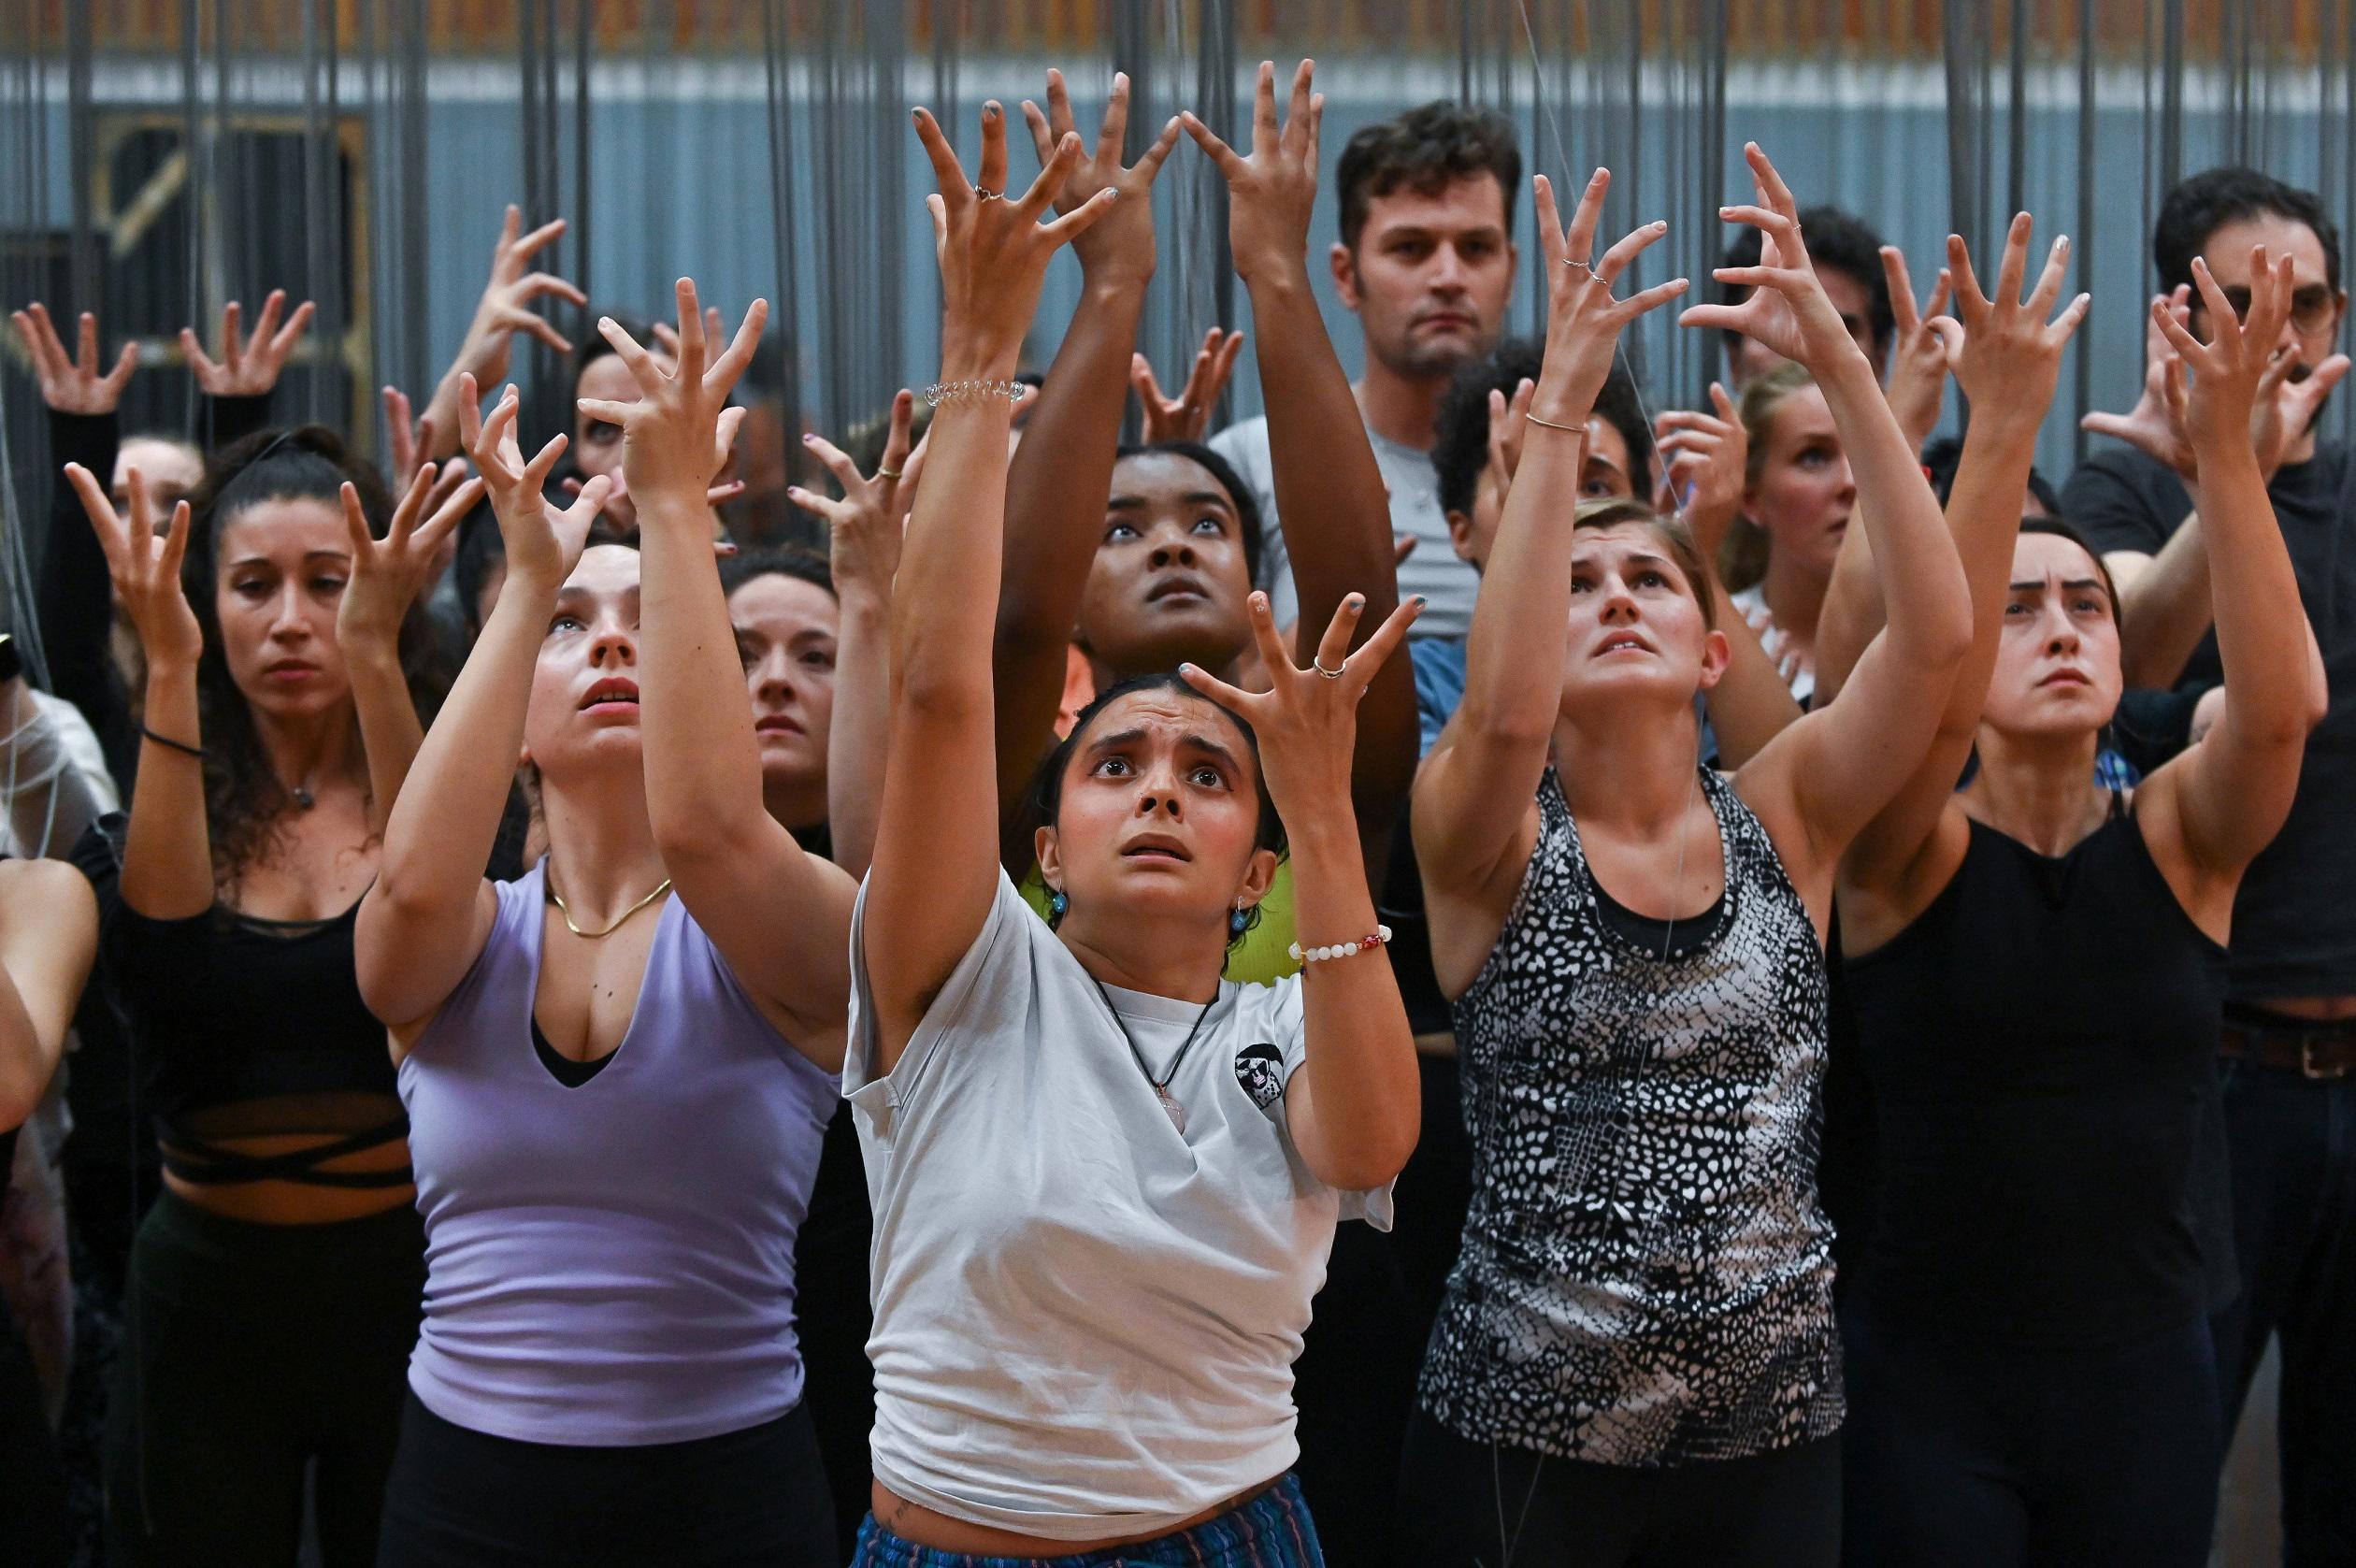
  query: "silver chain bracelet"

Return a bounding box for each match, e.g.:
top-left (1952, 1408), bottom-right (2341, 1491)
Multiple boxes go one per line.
top-left (923, 378), bottom-right (1025, 408)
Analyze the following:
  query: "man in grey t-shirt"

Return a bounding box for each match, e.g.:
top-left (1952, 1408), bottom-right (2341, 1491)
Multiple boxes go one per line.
top-left (1210, 102), bottom-right (1519, 640)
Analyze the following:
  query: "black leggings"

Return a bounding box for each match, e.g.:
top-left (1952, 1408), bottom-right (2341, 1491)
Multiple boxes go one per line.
top-left (1839, 1308), bottom-right (2219, 1567)
top-left (376, 1390), bottom-right (838, 1568)
top-left (1398, 1407), bottom-right (1841, 1568)
top-left (0, 1288), bottom-right (67, 1568)
top-left (105, 1189), bottom-right (424, 1568)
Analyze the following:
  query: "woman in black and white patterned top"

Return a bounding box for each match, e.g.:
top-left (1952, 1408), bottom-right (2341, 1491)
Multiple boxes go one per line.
top-left (1404, 147), bottom-right (1974, 1568)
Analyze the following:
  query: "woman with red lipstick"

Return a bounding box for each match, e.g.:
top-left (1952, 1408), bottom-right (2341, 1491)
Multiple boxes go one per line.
top-left (846, 99), bottom-right (1417, 1566)
top-left (1406, 149), bottom-right (1973, 1566)
top-left (361, 299), bottom-right (853, 1564)
top-left (1829, 232), bottom-right (2314, 1566)
top-left (64, 426), bottom-right (469, 1565)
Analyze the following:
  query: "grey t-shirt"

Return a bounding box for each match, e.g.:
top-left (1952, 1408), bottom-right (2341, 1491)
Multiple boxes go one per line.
top-left (1211, 413), bottom-right (1479, 640)
top-left (844, 871), bottom-right (1389, 1541)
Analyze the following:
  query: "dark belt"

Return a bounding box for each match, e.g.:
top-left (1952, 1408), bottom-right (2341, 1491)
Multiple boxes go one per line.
top-left (2220, 1016), bottom-right (2356, 1080)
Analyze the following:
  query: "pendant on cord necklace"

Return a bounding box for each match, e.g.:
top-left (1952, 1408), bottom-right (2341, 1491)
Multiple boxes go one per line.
top-left (1156, 1086), bottom-right (1187, 1135)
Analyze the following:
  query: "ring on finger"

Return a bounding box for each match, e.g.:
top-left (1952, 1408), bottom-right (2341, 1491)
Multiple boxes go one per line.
top-left (974, 186), bottom-right (1001, 202)
top-left (1312, 656), bottom-right (1347, 681)
top-left (876, 466), bottom-right (904, 481)
top-left (1563, 257), bottom-right (1603, 281)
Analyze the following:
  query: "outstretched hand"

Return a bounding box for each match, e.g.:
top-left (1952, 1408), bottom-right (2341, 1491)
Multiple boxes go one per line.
top-left (2080, 285), bottom-right (2198, 478)
top-left (574, 280), bottom-right (763, 526)
top-left (181, 290), bottom-right (315, 398)
top-left (1680, 144), bottom-right (1861, 372)
top-left (12, 304), bottom-right (136, 415)
top-left (790, 389), bottom-right (925, 596)
top-left (918, 101), bottom-right (1115, 376)
top-left (1020, 70), bottom-right (1180, 286)
top-left (1527, 167), bottom-right (1687, 426)
top-left (1133, 328), bottom-right (1245, 443)
top-left (1882, 245), bottom-right (1955, 449)
top-left (453, 206), bottom-right (583, 390)
top-left (1935, 214), bottom-right (2090, 419)
top-left (1180, 60), bottom-right (1323, 285)
top-left (338, 465), bottom-right (482, 650)
top-left (1654, 381), bottom-right (1746, 560)
top-left (1180, 589), bottom-right (1421, 826)
top-left (2161, 250), bottom-right (2320, 459)
top-left (460, 374), bottom-right (609, 590)
top-left (64, 463), bottom-right (200, 668)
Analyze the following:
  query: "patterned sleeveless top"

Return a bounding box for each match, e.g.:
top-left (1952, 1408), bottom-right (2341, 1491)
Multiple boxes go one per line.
top-left (1418, 766), bottom-right (1842, 1466)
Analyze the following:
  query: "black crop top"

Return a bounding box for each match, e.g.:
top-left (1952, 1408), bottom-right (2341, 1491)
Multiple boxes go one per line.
top-left (1840, 807), bottom-right (2227, 1346)
top-left (70, 819), bottom-right (408, 1187)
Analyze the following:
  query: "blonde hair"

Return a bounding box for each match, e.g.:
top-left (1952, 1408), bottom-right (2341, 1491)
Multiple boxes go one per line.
top-left (1719, 360), bottom-right (1819, 590)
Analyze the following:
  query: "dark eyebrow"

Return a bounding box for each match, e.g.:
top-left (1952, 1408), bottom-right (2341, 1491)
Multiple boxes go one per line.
top-left (1107, 491), bottom-right (1235, 513)
top-left (229, 549), bottom-right (352, 569)
top-left (2009, 578), bottom-right (2110, 595)
top-left (1084, 726), bottom-right (1147, 753)
top-left (1178, 732), bottom-right (1245, 773)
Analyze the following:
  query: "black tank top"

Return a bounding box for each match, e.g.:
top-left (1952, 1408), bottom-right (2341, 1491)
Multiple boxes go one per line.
top-left (1840, 805), bottom-right (2226, 1345)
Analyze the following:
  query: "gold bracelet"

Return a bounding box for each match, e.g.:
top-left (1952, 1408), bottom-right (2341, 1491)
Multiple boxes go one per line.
top-left (1523, 410), bottom-right (1587, 433)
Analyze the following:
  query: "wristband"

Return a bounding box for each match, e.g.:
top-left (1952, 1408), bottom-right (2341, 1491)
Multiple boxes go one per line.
top-left (1288, 926), bottom-right (1393, 965)
top-left (923, 379), bottom-right (1026, 408)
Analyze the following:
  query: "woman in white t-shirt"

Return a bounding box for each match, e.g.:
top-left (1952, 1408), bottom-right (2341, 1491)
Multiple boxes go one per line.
top-left (847, 93), bottom-right (1421, 1567)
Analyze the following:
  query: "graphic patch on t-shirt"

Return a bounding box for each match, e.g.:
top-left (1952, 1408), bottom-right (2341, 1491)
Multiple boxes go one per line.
top-left (1235, 1043), bottom-right (1286, 1110)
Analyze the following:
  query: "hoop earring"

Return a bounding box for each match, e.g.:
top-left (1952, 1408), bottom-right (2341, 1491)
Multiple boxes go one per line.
top-left (1047, 889), bottom-right (1069, 929)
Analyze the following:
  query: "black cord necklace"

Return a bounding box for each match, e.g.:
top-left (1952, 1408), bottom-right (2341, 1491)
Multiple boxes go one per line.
top-left (1089, 976), bottom-right (1218, 1135)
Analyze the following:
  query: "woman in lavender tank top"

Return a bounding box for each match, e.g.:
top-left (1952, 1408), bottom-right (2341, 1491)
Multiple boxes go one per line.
top-left (353, 295), bottom-right (856, 1568)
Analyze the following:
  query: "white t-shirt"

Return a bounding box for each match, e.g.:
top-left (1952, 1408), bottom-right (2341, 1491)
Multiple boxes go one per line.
top-left (844, 871), bottom-right (1388, 1542)
top-left (1211, 413), bottom-right (1478, 640)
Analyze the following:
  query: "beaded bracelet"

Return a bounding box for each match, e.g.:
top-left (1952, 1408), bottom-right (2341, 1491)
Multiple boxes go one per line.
top-left (924, 378), bottom-right (1027, 408)
top-left (1288, 925), bottom-right (1393, 966)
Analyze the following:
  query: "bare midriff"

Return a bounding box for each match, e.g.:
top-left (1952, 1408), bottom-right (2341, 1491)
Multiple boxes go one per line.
top-left (867, 1473), bottom-right (1280, 1557)
top-left (162, 1116), bottom-right (415, 1225)
top-left (2248, 994), bottom-right (2356, 1023)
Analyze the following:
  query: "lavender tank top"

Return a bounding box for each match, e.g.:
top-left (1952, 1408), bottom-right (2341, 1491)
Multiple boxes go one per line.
top-left (398, 864), bottom-right (838, 1446)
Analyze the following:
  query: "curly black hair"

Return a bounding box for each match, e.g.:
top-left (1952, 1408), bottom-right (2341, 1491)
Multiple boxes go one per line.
top-left (1717, 205), bottom-right (1893, 366)
top-left (1337, 101), bottom-right (1521, 252)
top-left (1430, 338), bottom-right (1655, 521)
top-left (177, 425), bottom-right (447, 886)
top-left (2154, 166), bottom-right (2341, 296)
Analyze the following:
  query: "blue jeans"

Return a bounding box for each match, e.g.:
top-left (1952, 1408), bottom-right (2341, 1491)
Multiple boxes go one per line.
top-left (851, 1475), bottom-right (1324, 1567)
top-left (2209, 1053), bottom-right (2356, 1564)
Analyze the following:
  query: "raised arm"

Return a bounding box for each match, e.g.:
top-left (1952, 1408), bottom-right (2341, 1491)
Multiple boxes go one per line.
top-left (401, 208), bottom-right (584, 467)
top-left (1839, 218), bottom-right (2089, 892)
top-left (1684, 146), bottom-right (1973, 873)
top-left (2143, 251), bottom-right (2328, 878)
top-left (335, 466), bottom-right (480, 837)
top-left (992, 75), bottom-right (1182, 814)
top-left (2082, 287), bottom-right (2349, 688)
top-left (17, 304), bottom-right (136, 773)
top-left (1414, 168), bottom-right (1687, 893)
top-left (1183, 61), bottom-right (1418, 864)
top-left (61, 466), bottom-right (211, 918)
top-left (356, 383), bottom-right (609, 1037)
top-left (584, 285), bottom-right (858, 1061)
top-left (1182, 593), bottom-right (1422, 1188)
top-left (865, 108), bottom-right (1108, 1065)
top-left (788, 394), bottom-right (919, 879)
top-left (0, 858), bottom-right (96, 1131)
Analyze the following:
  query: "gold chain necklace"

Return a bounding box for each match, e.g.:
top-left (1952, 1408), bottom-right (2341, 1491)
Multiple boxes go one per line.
top-left (547, 870), bottom-right (673, 939)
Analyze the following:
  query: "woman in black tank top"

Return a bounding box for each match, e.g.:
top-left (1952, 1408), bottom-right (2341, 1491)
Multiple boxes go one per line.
top-left (1408, 149), bottom-right (1975, 1568)
top-left (65, 414), bottom-right (470, 1566)
top-left (1826, 227), bottom-right (2316, 1566)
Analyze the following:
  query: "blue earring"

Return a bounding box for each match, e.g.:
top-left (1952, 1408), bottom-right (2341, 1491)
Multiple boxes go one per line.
top-left (1048, 890), bottom-right (1069, 927)
top-left (1230, 903), bottom-right (1251, 937)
